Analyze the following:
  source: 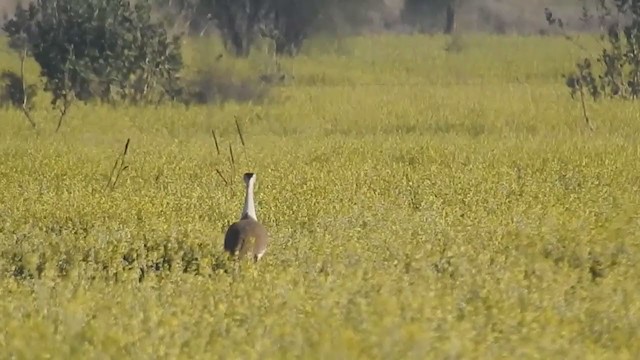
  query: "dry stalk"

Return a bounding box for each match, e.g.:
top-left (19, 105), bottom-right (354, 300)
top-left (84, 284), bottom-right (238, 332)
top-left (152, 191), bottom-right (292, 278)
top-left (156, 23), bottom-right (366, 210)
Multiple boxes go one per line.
top-left (211, 129), bottom-right (221, 155)
top-left (234, 115), bottom-right (249, 167)
top-left (229, 142), bottom-right (236, 181)
top-left (211, 128), bottom-right (229, 185)
top-left (106, 138), bottom-right (131, 191)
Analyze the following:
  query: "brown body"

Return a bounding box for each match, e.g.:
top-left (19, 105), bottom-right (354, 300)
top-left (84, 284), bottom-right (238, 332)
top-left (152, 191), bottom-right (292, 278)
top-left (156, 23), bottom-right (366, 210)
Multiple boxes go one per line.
top-left (223, 216), bottom-right (268, 261)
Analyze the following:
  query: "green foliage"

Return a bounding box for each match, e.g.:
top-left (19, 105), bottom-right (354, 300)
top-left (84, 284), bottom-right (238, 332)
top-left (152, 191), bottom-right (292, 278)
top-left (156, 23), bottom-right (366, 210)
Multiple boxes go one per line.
top-left (547, 0), bottom-right (640, 100)
top-left (1, 34), bottom-right (639, 357)
top-left (1, 0), bottom-right (183, 106)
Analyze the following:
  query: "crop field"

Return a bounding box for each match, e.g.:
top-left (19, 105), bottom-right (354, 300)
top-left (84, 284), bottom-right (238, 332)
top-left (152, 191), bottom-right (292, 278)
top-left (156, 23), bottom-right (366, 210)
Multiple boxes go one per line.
top-left (1, 34), bottom-right (640, 358)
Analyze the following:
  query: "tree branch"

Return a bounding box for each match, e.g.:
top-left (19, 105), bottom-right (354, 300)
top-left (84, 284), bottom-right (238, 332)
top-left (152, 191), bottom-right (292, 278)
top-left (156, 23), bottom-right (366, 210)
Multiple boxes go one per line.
top-left (19, 45), bottom-right (36, 129)
top-left (55, 96), bottom-right (72, 133)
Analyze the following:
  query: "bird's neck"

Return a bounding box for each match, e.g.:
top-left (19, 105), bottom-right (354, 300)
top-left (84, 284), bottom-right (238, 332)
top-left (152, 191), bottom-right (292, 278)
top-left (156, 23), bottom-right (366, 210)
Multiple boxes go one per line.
top-left (241, 182), bottom-right (257, 221)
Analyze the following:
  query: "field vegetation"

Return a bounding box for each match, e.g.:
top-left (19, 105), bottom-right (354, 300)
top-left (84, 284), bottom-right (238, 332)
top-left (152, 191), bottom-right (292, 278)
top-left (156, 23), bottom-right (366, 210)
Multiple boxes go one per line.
top-left (1, 26), bottom-right (640, 359)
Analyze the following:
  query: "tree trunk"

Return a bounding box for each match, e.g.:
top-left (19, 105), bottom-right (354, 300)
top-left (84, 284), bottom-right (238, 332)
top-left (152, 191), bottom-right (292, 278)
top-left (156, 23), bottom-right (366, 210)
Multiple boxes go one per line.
top-left (444, 4), bottom-right (456, 34)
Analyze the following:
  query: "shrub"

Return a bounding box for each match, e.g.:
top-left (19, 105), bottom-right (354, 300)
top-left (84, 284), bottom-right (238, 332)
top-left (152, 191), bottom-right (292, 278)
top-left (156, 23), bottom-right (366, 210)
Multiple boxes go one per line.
top-left (181, 66), bottom-right (271, 105)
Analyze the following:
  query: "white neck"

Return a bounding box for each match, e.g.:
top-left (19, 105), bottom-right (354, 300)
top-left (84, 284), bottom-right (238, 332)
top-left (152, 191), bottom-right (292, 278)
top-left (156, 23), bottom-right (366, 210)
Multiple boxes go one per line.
top-left (241, 180), bottom-right (257, 221)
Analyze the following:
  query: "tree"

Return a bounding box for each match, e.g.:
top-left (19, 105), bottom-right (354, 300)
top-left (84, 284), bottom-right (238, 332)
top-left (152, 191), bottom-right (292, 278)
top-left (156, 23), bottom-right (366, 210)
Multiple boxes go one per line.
top-left (2, 0), bottom-right (184, 109)
top-left (402, 0), bottom-right (458, 34)
top-left (200, 0), bottom-right (384, 57)
top-left (150, 0), bottom-right (390, 58)
top-left (261, 0), bottom-right (322, 56)
top-left (208, 0), bottom-right (271, 57)
top-left (151, 0), bottom-right (207, 36)
top-left (202, 0), bottom-right (325, 57)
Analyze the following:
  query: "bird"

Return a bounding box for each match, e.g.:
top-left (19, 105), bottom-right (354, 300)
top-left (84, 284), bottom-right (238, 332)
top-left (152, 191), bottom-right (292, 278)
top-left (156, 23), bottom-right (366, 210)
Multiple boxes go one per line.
top-left (223, 172), bottom-right (268, 262)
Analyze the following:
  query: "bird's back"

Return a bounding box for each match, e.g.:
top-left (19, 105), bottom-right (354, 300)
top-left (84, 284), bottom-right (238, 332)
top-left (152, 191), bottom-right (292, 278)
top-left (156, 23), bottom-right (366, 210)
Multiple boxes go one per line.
top-left (224, 218), bottom-right (268, 259)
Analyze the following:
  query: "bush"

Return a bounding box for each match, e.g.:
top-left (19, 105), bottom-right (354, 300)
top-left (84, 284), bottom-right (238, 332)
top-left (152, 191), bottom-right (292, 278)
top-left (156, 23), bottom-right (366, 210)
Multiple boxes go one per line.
top-left (181, 66), bottom-right (272, 105)
top-left (2, 0), bottom-right (184, 106)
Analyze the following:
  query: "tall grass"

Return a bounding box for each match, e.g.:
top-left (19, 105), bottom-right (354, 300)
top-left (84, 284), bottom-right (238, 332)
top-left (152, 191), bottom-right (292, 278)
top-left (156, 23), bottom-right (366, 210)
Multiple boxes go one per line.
top-left (0, 33), bottom-right (639, 358)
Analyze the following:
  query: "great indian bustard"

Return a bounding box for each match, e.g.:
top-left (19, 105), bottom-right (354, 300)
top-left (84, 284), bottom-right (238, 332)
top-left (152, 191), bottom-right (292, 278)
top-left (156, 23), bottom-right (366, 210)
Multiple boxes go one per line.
top-left (223, 172), bottom-right (268, 262)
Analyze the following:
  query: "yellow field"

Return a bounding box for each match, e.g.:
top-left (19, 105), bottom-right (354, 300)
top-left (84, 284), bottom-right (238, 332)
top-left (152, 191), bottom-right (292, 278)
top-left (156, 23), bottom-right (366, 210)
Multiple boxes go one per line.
top-left (1, 34), bottom-right (639, 358)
